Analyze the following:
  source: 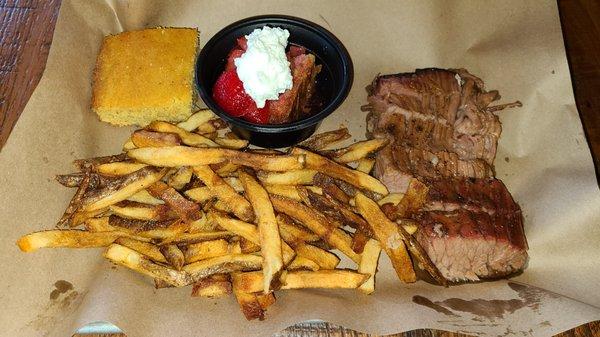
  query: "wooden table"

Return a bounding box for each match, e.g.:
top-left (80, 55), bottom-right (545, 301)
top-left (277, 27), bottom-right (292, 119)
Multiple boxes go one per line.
top-left (1, 1), bottom-right (599, 336)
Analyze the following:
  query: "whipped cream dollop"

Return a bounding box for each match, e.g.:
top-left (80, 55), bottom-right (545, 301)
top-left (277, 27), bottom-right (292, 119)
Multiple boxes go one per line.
top-left (234, 26), bottom-right (293, 108)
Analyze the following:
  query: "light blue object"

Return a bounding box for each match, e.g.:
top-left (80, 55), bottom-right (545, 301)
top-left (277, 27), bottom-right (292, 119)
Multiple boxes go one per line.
top-left (75, 321), bottom-right (123, 334)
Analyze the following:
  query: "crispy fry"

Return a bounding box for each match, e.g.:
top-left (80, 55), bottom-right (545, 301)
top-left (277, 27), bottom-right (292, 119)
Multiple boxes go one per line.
top-left (239, 237), bottom-right (261, 253)
top-left (282, 270), bottom-right (368, 289)
top-left (160, 244), bottom-right (185, 270)
top-left (17, 230), bottom-right (121, 252)
top-left (287, 256), bottom-right (320, 271)
top-left (355, 158), bottom-right (375, 174)
top-left (377, 193), bottom-right (405, 206)
top-left (191, 274), bottom-right (232, 298)
top-left (108, 216), bottom-right (189, 239)
top-left (96, 162), bottom-right (148, 176)
top-left (167, 166), bottom-right (193, 190)
top-left (211, 161), bottom-right (239, 176)
top-left (73, 153), bottom-right (128, 171)
top-left (184, 186), bottom-right (214, 204)
top-left (214, 138), bottom-right (249, 149)
top-left (131, 130), bottom-right (181, 148)
top-left (188, 212), bottom-right (217, 232)
top-left (208, 211), bottom-right (295, 264)
top-left (195, 118), bottom-right (229, 134)
top-left (109, 201), bottom-right (172, 221)
top-left (147, 121), bottom-right (219, 147)
top-left (84, 217), bottom-right (115, 232)
top-left (276, 214), bottom-right (321, 244)
top-left (239, 170), bottom-right (284, 292)
top-left (115, 237), bottom-right (166, 263)
top-left (351, 229), bottom-right (370, 254)
top-left (55, 172), bottom-right (88, 188)
top-left (81, 167), bottom-right (168, 212)
top-left (232, 282), bottom-right (267, 321)
top-left (58, 171), bottom-right (92, 227)
top-left (306, 190), bottom-right (373, 237)
top-left (270, 195), bottom-right (360, 264)
top-left (183, 254), bottom-right (263, 282)
top-left (184, 239), bottom-right (230, 264)
top-left (104, 244), bottom-right (191, 287)
top-left (177, 109), bottom-right (216, 132)
top-left (224, 177), bottom-right (244, 193)
top-left (193, 165), bottom-right (254, 222)
top-left (147, 181), bottom-right (201, 223)
top-left (71, 208), bottom-right (108, 227)
top-left (314, 173), bottom-right (352, 204)
top-left (291, 147), bottom-right (388, 195)
top-left (128, 146), bottom-right (305, 171)
top-left (158, 230), bottom-right (233, 246)
top-left (357, 239), bottom-right (381, 294)
top-left (355, 192), bottom-right (416, 283)
top-left (330, 139), bottom-right (389, 163)
top-left (126, 189), bottom-right (164, 205)
top-left (295, 244), bottom-right (340, 270)
top-left (122, 137), bottom-right (136, 151)
top-left (300, 127), bottom-right (351, 151)
top-left (257, 170), bottom-right (317, 185)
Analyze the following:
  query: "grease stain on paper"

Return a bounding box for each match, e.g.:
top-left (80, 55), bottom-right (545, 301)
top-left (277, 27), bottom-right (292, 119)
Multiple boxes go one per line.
top-left (413, 281), bottom-right (552, 320)
top-left (23, 280), bottom-right (85, 337)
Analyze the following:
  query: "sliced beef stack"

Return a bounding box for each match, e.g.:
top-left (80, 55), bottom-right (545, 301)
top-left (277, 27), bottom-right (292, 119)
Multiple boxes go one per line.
top-left (364, 68), bottom-right (526, 282)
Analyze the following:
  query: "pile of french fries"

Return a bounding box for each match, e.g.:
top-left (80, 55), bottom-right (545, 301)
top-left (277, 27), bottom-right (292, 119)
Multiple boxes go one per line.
top-left (17, 109), bottom-right (445, 320)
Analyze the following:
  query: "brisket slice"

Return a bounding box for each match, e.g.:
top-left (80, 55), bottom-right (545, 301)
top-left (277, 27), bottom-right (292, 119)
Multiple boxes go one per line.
top-left (414, 178), bottom-right (527, 282)
top-left (365, 68), bottom-right (526, 282)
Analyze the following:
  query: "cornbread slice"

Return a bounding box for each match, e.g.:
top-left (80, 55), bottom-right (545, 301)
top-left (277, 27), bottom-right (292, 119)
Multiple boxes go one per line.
top-left (92, 27), bottom-right (199, 126)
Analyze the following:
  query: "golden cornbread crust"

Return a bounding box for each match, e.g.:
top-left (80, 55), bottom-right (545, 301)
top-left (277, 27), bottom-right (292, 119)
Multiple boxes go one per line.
top-left (92, 27), bottom-right (199, 126)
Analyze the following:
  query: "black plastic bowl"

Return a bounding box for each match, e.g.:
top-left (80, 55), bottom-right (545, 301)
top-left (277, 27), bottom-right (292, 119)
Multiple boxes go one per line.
top-left (195, 15), bottom-right (353, 148)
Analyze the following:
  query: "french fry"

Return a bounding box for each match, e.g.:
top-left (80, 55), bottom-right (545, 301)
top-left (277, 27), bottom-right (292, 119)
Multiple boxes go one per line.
top-left (193, 166), bottom-right (254, 222)
top-left (357, 239), bottom-right (381, 294)
top-left (282, 270), bottom-right (368, 290)
top-left (214, 138), bottom-right (249, 149)
top-left (126, 189), bottom-right (164, 205)
top-left (211, 161), bottom-right (239, 176)
top-left (239, 170), bottom-right (284, 293)
top-left (160, 244), bottom-right (185, 270)
top-left (115, 237), bottom-right (166, 263)
top-left (96, 162), bottom-right (148, 176)
top-left (184, 186), bottom-right (214, 204)
top-left (177, 109), bottom-right (216, 131)
top-left (306, 190), bottom-right (372, 236)
top-left (70, 208), bottom-right (108, 227)
top-left (167, 166), bottom-right (193, 190)
top-left (184, 239), bottom-right (230, 264)
top-left (208, 211), bottom-right (295, 264)
top-left (257, 170), bottom-right (317, 185)
top-left (232, 283), bottom-right (268, 321)
top-left (108, 216), bottom-right (189, 239)
top-left (330, 139), bottom-right (389, 163)
top-left (84, 217), bottom-right (116, 232)
top-left (377, 193), bottom-right (405, 206)
top-left (300, 127), bottom-right (350, 151)
top-left (351, 229), bottom-right (370, 254)
top-left (287, 256), bottom-right (320, 271)
top-left (264, 185), bottom-right (303, 201)
top-left (81, 167), bottom-right (168, 212)
top-left (122, 137), bottom-right (136, 151)
top-left (270, 195), bottom-right (360, 264)
top-left (128, 146), bottom-right (305, 171)
top-left (239, 237), bottom-right (261, 254)
top-left (188, 212), bottom-right (217, 232)
top-left (131, 130), bottom-right (181, 148)
top-left (147, 181), bottom-right (201, 223)
top-left (147, 121), bottom-right (219, 147)
top-left (191, 274), bottom-right (232, 298)
top-left (158, 230), bottom-right (233, 246)
top-left (196, 118), bottom-right (229, 134)
top-left (17, 230), bottom-right (122, 252)
top-left (57, 171), bottom-right (93, 227)
top-left (355, 158), bottom-right (375, 174)
top-left (224, 177), bottom-right (244, 193)
top-left (109, 202), bottom-right (172, 221)
top-left (295, 244), bottom-right (339, 270)
top-left (73, 153), bottom-right (128, 171)
top-left (183, 254), bottom-right (263, 282)
top-left (354, 192), bottom-right (416, 283)
top-left (104, 244), bottom-right (191, 287)
top-left (290, 147), bottom-right (388, 196)
top-left (276, 214), bottom-right (321, 244)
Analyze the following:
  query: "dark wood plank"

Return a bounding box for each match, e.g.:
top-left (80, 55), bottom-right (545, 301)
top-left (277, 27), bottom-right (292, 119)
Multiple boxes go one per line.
top-left (0, 0), bottom-right (61, 149)
top-left (558, 0), bottom-right (600, 181)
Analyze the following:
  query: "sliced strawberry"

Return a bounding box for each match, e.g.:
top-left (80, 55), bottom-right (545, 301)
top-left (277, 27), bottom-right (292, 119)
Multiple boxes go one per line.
top-left (288, 45), bottom-right (306, 58)
top-left (225, 48), bottom-right (245, 71)
top-left (243, 101), bottom-right (270, 124)
top-left (237, 36), bottom-right (248, 50)
top-left (212, 70), bottom-right (254, 117)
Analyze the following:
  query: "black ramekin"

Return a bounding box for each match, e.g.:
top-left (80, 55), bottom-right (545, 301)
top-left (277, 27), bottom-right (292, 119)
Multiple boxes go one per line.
top-left (195, 15), bottom-right (353, 148)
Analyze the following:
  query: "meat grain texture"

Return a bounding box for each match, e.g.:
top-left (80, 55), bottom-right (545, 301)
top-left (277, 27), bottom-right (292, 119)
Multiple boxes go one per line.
top-left (364, 68), bottom-right (525, 282)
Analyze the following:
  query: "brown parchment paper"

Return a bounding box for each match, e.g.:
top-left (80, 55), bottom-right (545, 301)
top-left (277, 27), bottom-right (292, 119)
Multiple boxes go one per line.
top-left (1, 1), bottom-right (599, 336)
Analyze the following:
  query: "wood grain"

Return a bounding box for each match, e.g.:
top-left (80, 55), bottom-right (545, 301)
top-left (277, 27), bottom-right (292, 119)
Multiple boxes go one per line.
top-left (0, 0), bottom-right (61, 149)
top-left (0, 0), bottom-right (598, 337)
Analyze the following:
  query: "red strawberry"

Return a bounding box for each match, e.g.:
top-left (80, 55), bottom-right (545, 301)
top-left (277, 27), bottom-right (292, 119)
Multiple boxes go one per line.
top-left (237, 36), bottom-right (248, 50)
top-left (243, 103), bottom-right (270, 124)
top-left (212, 70), bottom-right (254, 117)
top-left (225, 48), bottom-right (245, 71)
